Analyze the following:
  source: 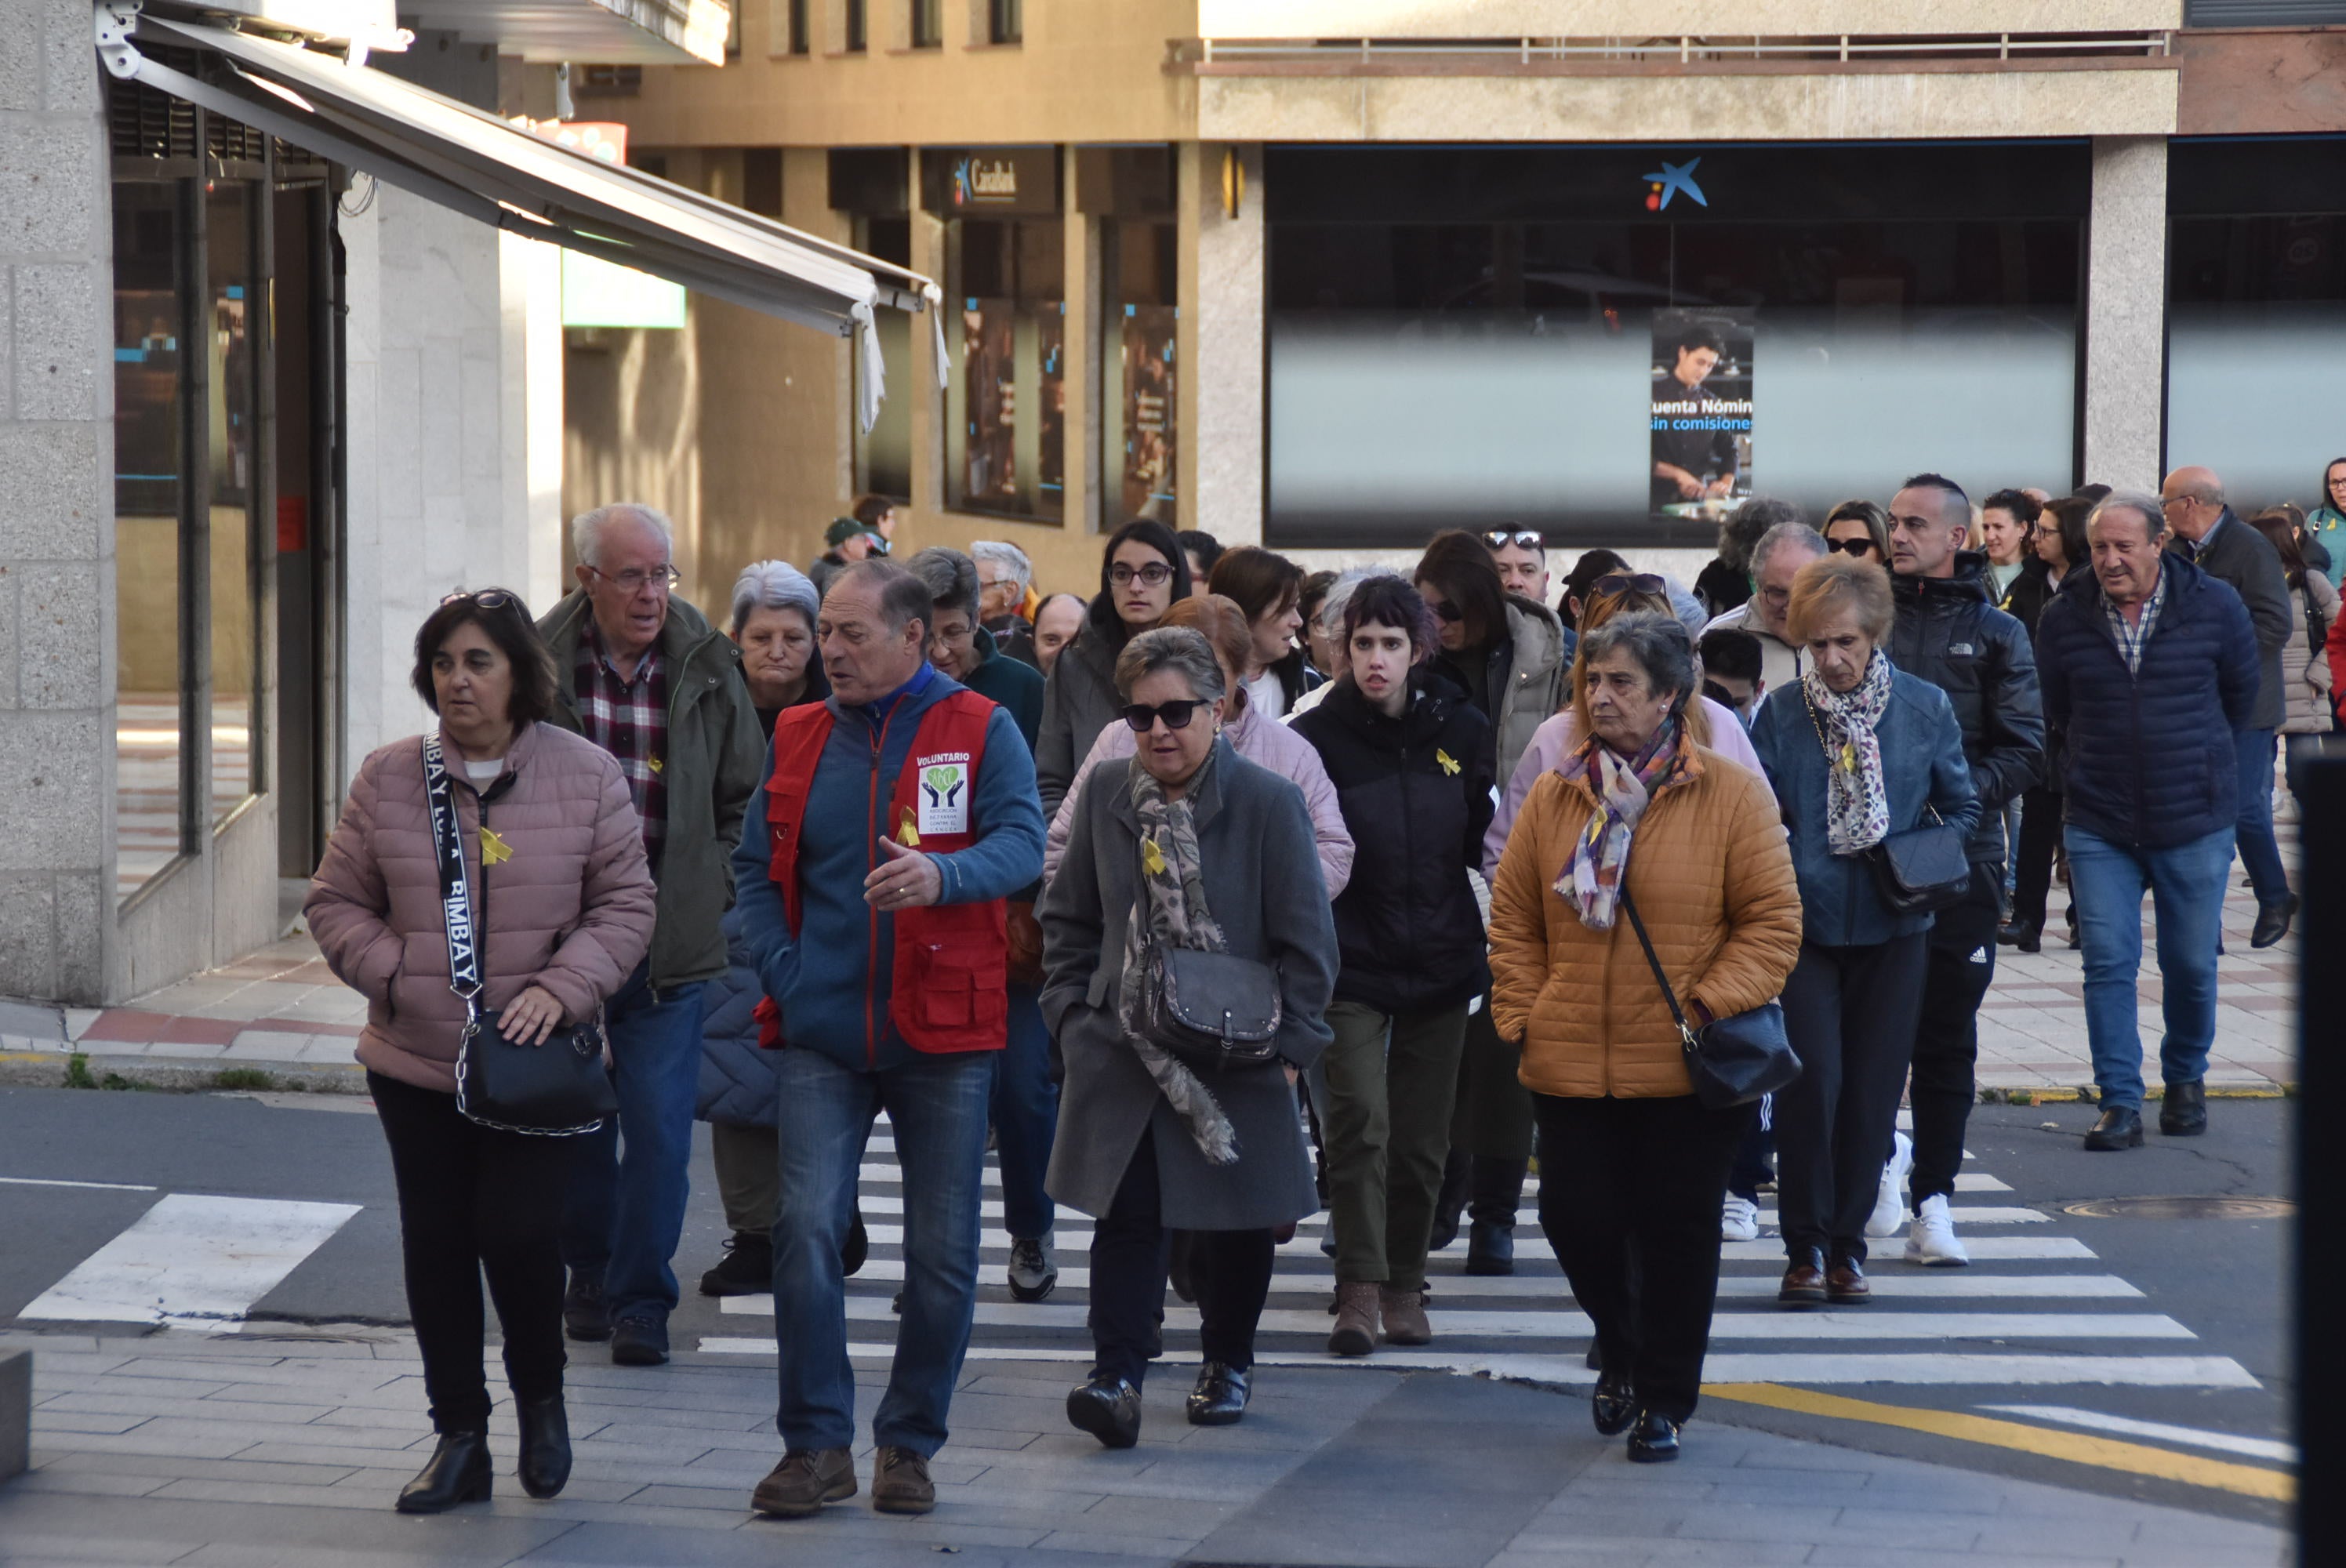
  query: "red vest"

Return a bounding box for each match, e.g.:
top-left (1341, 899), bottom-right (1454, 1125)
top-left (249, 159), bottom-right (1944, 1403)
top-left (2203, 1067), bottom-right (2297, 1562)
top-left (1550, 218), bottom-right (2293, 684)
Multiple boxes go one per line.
top-left (754, 688), bottom-right (1008, 1056)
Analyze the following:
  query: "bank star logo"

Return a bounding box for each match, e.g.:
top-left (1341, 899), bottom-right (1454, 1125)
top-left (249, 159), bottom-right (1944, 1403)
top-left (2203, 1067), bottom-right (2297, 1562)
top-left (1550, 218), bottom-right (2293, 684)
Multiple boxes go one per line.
top-left (1643, 158), bottom-right (1707, 212)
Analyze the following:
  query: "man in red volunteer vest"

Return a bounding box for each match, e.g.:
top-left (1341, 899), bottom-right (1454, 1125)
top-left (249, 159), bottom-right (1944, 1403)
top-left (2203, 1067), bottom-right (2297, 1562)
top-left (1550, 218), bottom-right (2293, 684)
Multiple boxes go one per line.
top-left (731, 561), bottom-right (1044, 1521)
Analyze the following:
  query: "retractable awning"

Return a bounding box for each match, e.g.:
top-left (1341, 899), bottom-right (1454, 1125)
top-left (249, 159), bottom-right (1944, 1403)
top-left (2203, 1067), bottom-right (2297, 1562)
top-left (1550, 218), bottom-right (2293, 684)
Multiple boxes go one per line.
top-left (96, 3), bottom-right (944, 429)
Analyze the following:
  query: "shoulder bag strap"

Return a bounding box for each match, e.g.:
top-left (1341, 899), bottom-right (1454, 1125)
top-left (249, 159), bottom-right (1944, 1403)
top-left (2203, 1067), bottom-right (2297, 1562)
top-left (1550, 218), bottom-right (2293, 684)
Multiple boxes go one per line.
top-left (1615, 885), bottom-right (1698, 1051)
top-left (420, 732), bottom-right (483, 1018)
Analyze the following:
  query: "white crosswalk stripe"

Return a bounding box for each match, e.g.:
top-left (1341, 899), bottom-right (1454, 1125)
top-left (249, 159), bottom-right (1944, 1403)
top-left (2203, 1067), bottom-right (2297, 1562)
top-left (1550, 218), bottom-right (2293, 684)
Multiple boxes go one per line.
top-left (19, 1193), bottom-right (360, 1329)
top-left (717, 1134), bottom-right (2260, 1393)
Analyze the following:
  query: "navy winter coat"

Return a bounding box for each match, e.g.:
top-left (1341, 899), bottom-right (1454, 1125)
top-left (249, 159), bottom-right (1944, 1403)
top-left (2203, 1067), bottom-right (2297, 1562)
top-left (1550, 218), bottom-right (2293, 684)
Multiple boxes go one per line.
top-left (2033, 554), bottom-right (2258, 851)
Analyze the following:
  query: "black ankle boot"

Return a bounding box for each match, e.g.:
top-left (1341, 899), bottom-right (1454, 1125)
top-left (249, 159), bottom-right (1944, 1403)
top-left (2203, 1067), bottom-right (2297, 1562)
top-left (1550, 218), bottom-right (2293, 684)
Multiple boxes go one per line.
top-left (516, 1396), bottom-right (572, 1499)
top-left (1463, 1156), bottom-right (1526, 1276)
top-left (396, 1431), bottom-right (492, 1513)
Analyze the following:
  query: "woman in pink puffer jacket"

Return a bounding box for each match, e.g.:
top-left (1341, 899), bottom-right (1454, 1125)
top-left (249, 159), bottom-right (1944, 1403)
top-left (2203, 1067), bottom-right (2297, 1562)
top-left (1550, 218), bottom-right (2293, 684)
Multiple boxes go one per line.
top-left (306, 590), bottom-right (655, 1517)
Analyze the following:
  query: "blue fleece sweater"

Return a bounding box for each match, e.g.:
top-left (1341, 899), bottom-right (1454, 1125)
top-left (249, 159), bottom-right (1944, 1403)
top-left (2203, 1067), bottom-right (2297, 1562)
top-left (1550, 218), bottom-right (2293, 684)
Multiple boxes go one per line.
top-left (731, 665), bottom-right (1046, 1073)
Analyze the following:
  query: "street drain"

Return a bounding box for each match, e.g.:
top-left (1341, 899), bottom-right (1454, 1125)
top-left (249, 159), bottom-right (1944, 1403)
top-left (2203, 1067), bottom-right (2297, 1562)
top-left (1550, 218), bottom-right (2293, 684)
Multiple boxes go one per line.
top-left (2062, 1196), bottom-right (2296, 1220)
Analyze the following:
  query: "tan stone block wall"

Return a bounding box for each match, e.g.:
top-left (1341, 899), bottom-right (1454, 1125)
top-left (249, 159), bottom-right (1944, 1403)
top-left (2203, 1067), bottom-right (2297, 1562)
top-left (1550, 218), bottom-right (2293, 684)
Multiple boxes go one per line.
top-left (1195, 2), bottom-right (2181, 38)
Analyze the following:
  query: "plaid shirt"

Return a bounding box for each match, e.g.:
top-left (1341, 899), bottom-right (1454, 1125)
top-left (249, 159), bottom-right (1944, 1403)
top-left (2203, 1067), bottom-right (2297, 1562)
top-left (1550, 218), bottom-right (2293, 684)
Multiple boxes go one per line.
top-left (2101, 564), bottom-right (2169, 678)
top-left (576, 619), bottom-right (668, 865)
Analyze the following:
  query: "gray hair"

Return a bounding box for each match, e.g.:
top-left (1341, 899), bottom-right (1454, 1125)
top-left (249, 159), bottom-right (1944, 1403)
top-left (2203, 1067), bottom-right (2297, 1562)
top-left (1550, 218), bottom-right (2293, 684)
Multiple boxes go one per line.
top-left (2089, 489), bottom-right (2165, 543)
top-left (1750, 521), bottom-right (1829, 579)
top-left (729, 560), bottom-right (820, 636)
top-left (1114, 626), bottom-right (1226, 706)
top-left (831, 559), bottom-right (933, 636)
top-left (1720, 495), bottom-right (1806, 571)
top-left (1580, 610), bottom-right (1696, 712)
top-left (906, 546), bottom-right (981, 622)
top-left (571, 502), bottom-right (674, 568)
top-left (970, 540), bottom-right (1033, 593)
top-left (1317, 567), bottom-right (1401, 636)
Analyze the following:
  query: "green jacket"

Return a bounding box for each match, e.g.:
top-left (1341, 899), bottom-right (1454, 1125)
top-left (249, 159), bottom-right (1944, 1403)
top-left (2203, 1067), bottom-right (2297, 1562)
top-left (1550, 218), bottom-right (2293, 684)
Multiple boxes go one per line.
top-left (538, 590), bottom-right (766, 989)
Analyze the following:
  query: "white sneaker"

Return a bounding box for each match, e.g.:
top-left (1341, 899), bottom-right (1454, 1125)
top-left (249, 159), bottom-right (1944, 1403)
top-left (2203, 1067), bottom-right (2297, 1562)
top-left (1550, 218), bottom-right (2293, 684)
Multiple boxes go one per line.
top-left (1720, 1195), bottom-right (1760, 1243)
top-left (1904, 1193), bottom-right (1970, 1267)
top-left (1865, 1132), bottom-right (1913, 1239)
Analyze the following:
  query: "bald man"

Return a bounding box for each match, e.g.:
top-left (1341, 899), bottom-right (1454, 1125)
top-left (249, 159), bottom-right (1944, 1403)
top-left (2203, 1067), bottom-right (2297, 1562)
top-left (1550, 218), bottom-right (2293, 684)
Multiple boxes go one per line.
top-left (2158, 466), bottom-right (2295, 947)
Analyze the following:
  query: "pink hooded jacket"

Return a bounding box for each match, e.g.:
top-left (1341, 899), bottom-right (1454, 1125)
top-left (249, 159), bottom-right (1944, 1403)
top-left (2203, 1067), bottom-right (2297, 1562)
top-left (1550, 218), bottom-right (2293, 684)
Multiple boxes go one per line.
top-left (305, 722), bottom-right (659, 1094)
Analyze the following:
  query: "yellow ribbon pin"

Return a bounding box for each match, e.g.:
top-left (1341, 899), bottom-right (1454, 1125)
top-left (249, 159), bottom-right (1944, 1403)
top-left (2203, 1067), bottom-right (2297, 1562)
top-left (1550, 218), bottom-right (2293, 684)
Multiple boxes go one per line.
top-left (1436, 748), bottom-right (1461, 777)
top-left (897, 808), bottom-right (921, 848)
top-left (479, 828), bottom-right (514, 866)
top-left (648, 757), bottom-right (663, 774)
top-left (1142, 835), bottom-right (1167, 877)
top-left (1839, 742), bottom-right (1858, 774)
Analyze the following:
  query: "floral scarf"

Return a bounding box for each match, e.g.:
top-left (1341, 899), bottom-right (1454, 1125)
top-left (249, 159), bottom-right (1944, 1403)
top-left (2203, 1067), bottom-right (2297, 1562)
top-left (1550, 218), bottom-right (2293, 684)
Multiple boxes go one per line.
top-left (1802, 649), bottom-right (1894, 856)
top-left (1117, 746), bottom-right (1240, 1164)
top-left (1554, 717), bottom-right (1693, 931)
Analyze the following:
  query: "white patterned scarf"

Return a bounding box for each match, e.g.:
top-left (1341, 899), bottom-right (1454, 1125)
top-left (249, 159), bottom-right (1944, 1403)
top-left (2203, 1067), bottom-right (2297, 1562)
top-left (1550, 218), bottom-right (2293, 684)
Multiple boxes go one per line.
top-left (1801, 650), bottom-right (1894, 856)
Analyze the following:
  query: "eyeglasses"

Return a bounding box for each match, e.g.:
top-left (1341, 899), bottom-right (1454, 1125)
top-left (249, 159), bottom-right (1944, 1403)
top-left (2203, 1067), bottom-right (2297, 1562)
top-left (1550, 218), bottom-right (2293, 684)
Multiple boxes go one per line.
top-left (1109, 562), bottom-right (1174, 587)
top-left (1120, 699), bottom-right (1205, 732)
top-left (1828, 537), bottom-right (1879, 557)
top-left (1592, 573), bottom-right (1666, 600)
top-left (441, 589), bottom-right (517, 610)
top-left (1484, 529), bottom-right (1544, 550)
top-left (585, 563), bottom-right (681, 593)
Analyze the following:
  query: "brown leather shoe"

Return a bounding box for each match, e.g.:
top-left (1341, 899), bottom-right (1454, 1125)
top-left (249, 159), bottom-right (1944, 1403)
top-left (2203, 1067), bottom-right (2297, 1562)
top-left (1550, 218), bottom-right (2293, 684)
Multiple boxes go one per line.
top-left (750, 1447), bottom-right (855, 1518)
top-left (1826, 1255), bottom-right (1871, 1305)
top-left (1778, 1247), bottom-right (1827, 1307)
top-left (1328, 1280), bottom-right (1379, 1356)
top-left (1378, 1286), bottom-right (1432, 1346)
top-left (871, 1445), bottom-right (935, 1515)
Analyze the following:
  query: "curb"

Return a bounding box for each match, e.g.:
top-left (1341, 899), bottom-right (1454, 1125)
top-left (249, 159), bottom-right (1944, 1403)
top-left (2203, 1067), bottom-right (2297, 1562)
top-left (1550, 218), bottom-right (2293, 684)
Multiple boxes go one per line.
top-left (0, 1051), bottom-right (371, 1096)
top-left (1976, 1083), bottom-right (2296, 1105)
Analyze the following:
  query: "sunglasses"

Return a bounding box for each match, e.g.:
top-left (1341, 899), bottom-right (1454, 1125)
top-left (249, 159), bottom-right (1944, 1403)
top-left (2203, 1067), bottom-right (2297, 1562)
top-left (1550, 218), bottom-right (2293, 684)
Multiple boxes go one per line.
top-left (1828, 537), bottom-right (1879, 557)
top-left (1427, 600), bottom-right (1464, 624)
top-left (1121, 699), bottom-right (1207, 732)
top-left (1592, 573), bottom-right (1666, 600)
top-left (1109, 562), bottom-right (1173, 586)
top-left (441, 589), bottom-right (518, 610)
top-left (1484, 529), bottom-right (1543, 550)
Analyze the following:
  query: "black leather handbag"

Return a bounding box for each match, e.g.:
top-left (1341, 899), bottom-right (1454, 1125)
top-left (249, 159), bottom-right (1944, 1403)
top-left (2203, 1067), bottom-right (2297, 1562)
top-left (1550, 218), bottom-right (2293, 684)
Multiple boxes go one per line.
top-left (423, 732), bottom-right (616, 1137)
top-left (1618, 887), bottom-right (1801, 1110)
top-left (1136, 942), bottom-right (1284, 1073)
top-left (1866, 808), bottom-right (1973, 916)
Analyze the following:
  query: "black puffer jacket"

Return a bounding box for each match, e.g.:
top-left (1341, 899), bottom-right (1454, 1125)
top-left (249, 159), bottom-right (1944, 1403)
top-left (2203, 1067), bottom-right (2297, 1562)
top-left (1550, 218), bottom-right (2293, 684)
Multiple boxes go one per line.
top-left (1290, 670), bottom-right (1494, 1014)
top-left (1889, 552), bottom-right (2046, 863)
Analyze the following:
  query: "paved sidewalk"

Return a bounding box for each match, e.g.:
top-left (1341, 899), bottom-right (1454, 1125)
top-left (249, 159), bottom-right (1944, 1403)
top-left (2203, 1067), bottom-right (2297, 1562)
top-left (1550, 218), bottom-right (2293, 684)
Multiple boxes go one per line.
top-left (0, 1329), bottom-right (2291, 1567)
top-left (0, 818), bottom-right (2302, 1098)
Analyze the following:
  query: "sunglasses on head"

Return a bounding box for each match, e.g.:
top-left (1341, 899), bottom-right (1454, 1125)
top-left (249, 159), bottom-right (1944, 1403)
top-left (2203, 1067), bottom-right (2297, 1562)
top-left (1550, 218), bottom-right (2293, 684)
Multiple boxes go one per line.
top-left (1121, 699), bottom-right (1207, 732)
top-left (1484, 529), bottom-right (1543, 550)
top-left (441, 589), bottom-right (518, 611)
top-left (1592, 573), bottom-right (1666, 600)
top-left (1828, 536), bottom-right (1879, 557)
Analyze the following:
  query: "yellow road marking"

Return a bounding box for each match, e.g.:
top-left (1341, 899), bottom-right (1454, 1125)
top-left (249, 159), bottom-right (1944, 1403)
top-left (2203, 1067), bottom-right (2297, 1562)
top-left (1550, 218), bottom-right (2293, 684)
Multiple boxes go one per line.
top-left (1701, 1383), bottom-right (2294, 1502)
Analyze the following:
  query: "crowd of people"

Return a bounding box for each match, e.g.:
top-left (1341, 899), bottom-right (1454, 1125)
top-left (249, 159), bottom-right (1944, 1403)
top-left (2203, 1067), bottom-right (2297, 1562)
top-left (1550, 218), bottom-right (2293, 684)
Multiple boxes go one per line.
top-left (302, 459), bottom-right (2327, 1515)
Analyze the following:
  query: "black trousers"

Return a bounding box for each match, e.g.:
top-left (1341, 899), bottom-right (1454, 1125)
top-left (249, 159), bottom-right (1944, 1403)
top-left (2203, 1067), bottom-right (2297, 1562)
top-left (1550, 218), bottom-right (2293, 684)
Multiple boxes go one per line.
top-left (1088, 1126), bottom-right (1275, 1389)
top-left (370, 1071), bottom-right (576, 1432)
top-left (1773, 933), bottom-right (1930, 1263)
top-left (1908, 864), bottom-right (2003, 1207)
top-left (1531, 1093), bottom-right (1751, 1425)
top-left (2008, 786), bottom-right (2065, 933)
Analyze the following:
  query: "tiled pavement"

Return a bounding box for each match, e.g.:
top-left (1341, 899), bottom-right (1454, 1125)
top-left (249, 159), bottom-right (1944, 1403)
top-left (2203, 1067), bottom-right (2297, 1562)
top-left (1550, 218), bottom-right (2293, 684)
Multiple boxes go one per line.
top-left (0, 1330), bottom-right (2290, 1567)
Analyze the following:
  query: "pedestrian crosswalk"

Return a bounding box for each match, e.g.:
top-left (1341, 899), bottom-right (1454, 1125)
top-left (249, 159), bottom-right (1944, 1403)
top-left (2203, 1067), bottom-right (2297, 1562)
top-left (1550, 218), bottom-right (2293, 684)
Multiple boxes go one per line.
top-left (17, 1193), bottom-right (361, 1330)
top-left (700, 1122), bottom-right (2263, 1395)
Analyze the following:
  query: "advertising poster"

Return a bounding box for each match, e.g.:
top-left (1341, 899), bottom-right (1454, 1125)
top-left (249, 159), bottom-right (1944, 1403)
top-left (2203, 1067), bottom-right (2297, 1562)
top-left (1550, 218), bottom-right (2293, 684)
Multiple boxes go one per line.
top-left (1120, 305), bottom-right (1178, 520)
top-left (1649, 308), bottom-right (1753, 520)
top-left (961, 298), bottom-right (1017, 506)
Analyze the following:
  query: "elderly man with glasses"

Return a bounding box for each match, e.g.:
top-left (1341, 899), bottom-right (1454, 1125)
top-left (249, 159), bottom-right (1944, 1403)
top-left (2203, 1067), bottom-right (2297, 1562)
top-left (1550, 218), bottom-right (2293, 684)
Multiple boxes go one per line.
top-left (1701, 521), bottom-right (1829, 695)
top-left (539, 503), bottom-right (767, 1367)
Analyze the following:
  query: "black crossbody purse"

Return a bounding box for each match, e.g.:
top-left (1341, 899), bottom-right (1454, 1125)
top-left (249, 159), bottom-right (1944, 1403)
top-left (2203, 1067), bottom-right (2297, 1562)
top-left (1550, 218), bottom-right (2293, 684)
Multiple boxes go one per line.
top-left (423, 732), bottom-right (616, 1136)
top-left (1618, 887), bottom-right (1800, 1109)
top-left (1802, 687), bottom-right (1970, 916)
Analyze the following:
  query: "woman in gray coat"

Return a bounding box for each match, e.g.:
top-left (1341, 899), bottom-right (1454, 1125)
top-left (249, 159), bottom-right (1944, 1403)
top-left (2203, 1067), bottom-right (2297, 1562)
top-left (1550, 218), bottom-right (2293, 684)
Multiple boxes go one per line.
top-left (1040, 627), bottom-right (1338, 1448)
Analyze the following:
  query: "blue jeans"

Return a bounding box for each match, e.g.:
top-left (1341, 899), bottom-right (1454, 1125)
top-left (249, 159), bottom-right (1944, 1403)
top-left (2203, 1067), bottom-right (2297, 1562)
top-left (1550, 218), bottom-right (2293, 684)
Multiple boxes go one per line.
top-left (991, 984), bottom-right (1058, 1242)
top-left (2232, 728), bottom-right (2290, 906)
top-left (558, 964), bottom-right (705, 1324)
top-left (2066, 825), bottom-right (2231, 1112)
top-left (772, 1045), bottom-right (991, 1457)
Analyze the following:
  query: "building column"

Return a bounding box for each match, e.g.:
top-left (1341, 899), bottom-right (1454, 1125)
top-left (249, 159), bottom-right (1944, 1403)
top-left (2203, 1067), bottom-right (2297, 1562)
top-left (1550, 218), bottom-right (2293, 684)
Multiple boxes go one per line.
top-left (1178, 142), bottom-right (1265, 547)
top-left (1062, 146), bottom-right (1102, 536)
top-left (2083, 136), bottom-right (2168, 492)
top-left (909, 150), bottom-right (947, 524)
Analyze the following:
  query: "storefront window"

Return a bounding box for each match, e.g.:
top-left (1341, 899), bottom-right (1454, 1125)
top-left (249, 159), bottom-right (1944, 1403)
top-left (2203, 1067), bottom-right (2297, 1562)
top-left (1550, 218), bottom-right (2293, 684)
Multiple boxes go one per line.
top-left (1265, 143), bottom-right (2086, 549)
top-left (1102, 220), bottom-right (1177, 524)
top-left (945, 216), bottom-right (1066, 521)
top-left (113, 180), bottom-right (186, 901)
top-left (2167, 140), bottom-right (2346, 516)
top-left (208, 181), bottom-right (262, 825)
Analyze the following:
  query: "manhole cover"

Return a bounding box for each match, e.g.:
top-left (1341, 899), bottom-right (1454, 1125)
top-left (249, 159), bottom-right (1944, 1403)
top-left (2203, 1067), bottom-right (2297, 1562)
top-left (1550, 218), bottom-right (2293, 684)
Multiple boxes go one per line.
top-left (2062, 1196), bottom-right (2296, 1220)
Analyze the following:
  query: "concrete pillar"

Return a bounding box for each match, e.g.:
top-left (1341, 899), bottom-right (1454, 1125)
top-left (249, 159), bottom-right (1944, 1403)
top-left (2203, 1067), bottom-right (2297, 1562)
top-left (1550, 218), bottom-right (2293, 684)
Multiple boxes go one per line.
top-left (1062, 146), bottom-right (1102, 536)
top-left (0, 0), bottom-right (112, 1002)
top-left (909, 150), bottom-right (947, 522)
top-left (2083, 136), bottom-right (2169, 492)
top-left (1178, 142), bottom-right (1265, 547)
